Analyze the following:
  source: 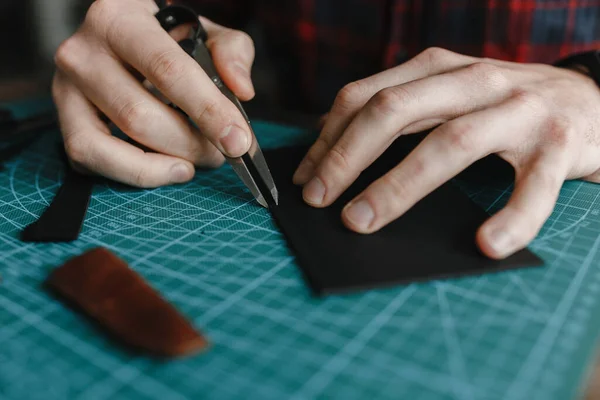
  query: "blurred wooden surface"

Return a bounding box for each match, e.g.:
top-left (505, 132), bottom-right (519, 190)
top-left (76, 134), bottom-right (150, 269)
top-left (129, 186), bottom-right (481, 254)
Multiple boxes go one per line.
top-left (586, 358), bottom-right (600, 399)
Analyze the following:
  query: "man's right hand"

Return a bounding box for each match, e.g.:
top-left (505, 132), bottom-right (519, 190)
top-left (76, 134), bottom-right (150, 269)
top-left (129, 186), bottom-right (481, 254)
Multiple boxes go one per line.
top-left (52, 0), bottom-right (256, 187)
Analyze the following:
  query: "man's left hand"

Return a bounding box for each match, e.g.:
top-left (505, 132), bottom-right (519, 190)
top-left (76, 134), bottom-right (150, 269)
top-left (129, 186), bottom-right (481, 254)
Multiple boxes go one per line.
top-left (293, 48), bottom-right (600, 259)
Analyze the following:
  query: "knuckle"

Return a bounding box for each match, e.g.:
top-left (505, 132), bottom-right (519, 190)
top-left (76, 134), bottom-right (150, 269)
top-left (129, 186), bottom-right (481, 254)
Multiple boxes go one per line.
top-left (190, 98), bottom-right (238, 134)
top-left (327, 145), bottom-right (351, 172)
top-left (84, 0), bottom-right (104, 23)
top-left (370, 87), bottom-right (411, 116)
top-left (147, 50), bottom-right (187, 91)
top-left (84, 0), bottom-right (116, 32)
top-left (334, 81), bottom-right (367, 113)
top-left (63, 134), bottom-right (89, 168)
top-left (544, 117), bottom-right (574, 147)
top-left (192, 99), bottom-right (224, 127)
top-left (419, 47), bottom-right (454, 66)
top-left (467, 62), bottom-right (509, 91)
top-left (300, 149), bottom-right (319, 169)
top-left (379, 172), bottom-right (411, 209)
top-left (512, 90), bottom-right (549, 117)
top-left (131, 165), bottom-right (151, 188)
top-left (54, 37), bottom-right (83, 73)
top-left (440, 121), bottom-right (478, 154)
top-left (115, 101), bottom-right (152, 134)
top-left (315, 134), bottom-right (335, 151)
top-left (300, 139), bottom-right (328, 168)
top-left (160, 130), bottom-right (180, 151)
top-left (408, 157), bottom-right (426, 178)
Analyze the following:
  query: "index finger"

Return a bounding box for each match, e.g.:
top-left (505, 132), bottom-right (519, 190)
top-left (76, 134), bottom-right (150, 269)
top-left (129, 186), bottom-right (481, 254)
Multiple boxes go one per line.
top-left (341, 97), bottom-right (536, 233)
top-left (106, 12), bottom-right (251, 157)
top-left (304, 63), bottom-right (516, 208)
top-left (293, 48), bottom-right (475, 185)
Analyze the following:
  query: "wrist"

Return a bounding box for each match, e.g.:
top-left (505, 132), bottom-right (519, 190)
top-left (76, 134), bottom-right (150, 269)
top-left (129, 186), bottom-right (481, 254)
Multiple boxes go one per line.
top-left (554, 50), bottom-right (600, 87)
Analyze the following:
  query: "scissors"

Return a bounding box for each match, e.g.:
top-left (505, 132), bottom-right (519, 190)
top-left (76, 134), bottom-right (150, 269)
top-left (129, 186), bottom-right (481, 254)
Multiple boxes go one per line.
top-left (155, 5), bottom-right (279, 208)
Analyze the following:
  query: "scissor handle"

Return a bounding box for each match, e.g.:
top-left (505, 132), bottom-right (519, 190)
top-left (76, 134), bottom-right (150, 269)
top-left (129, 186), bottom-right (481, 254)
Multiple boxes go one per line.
top-left (155, 5), bottom-right (208, 56)
top-left (153, 5), bottom-right (211, 112)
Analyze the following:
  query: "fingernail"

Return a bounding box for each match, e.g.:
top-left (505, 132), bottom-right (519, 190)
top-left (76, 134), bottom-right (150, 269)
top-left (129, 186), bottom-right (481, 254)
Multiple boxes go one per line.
top-left (220, 125), bottom-right (249, 156)
top-left (488, 228), bottom-right (514, 257)
top-left (170, 163), bottom-right (193, 183)
top-left (343, 199), bottom-right (375, 231)
top-left (293, 160), bottom-right (314, 185)
top-left (303, 177), bottom-right (326, 205)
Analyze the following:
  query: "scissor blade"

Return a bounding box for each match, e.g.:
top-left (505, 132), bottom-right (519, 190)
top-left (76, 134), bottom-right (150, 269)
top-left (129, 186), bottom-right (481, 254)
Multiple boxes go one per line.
top-left (227, 133), bottom-right (279, 208)
top-left (229, 161), bottom-right (268, 208)
top-left (193, 38), bottom-right (279, 208)
top-left (248, 143), bottom-right (279, 205)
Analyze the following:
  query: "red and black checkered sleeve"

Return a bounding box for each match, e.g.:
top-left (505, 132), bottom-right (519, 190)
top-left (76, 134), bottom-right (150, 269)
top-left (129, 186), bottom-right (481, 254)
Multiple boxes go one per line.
top-left (482, 1), bottom-right (600, 63)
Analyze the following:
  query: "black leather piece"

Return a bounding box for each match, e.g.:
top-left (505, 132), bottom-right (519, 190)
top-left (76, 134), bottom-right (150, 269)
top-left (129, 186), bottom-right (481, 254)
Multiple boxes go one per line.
top-left (265, 142), bottom-right (543, 295)
top-left (21, 167), bottom-right (93, 242)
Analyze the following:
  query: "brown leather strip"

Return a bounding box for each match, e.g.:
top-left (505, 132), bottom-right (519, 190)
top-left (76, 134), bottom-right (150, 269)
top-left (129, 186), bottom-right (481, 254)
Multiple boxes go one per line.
top-left (47, 247), bottom-right (207, 357)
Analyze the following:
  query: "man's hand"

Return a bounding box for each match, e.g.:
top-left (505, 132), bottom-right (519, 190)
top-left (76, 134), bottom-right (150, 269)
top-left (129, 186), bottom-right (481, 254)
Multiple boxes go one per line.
top-left (53, 0), bottom-right (255, 187)
top-left (293, 47), bottom-right (600, 259)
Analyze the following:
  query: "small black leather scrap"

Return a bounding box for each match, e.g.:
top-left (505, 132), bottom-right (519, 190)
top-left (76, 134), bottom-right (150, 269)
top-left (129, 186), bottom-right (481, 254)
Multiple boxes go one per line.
top-left (264, 141), bottom-right (543, 295)
top-left (21, 166), bottom-right (93, 243)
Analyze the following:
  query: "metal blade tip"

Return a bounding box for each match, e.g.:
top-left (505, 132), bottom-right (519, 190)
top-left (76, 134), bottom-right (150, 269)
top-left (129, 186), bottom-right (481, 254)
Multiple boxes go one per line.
top-left (271, 187), bottom-right (279, 206)
top-left (256, 194), bottom-right (268, 208)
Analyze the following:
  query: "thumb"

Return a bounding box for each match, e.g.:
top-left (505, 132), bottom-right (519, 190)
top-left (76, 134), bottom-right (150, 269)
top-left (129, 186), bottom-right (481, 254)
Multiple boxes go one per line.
top-left (200, 17), bottom-right (255, 101)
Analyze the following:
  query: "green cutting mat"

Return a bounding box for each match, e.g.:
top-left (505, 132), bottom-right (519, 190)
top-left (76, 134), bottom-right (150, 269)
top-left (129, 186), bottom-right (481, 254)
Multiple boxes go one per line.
top-left (1, 107), bottom-right (600, 400)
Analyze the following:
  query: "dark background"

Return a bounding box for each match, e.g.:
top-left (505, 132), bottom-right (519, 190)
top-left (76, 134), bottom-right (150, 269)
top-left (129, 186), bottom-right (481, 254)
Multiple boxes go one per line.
top-left (0, 0), bottom-right (94, 101)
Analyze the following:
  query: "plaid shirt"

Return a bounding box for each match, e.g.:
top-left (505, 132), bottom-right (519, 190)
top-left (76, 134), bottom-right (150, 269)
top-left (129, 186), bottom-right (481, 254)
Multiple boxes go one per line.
top-left (182, 0), bottom-right (600, 112)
